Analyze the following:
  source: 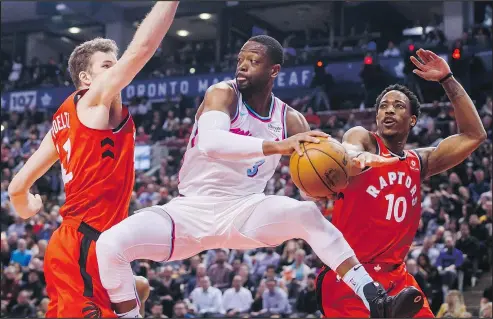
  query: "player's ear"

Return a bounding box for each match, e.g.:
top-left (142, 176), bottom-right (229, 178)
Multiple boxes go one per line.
top-left (410, 115), bottom-right (417, 127)
top-left (79, 71), bottom-right (92, 87)
top-left (271, 64), bottom-right (281, 78)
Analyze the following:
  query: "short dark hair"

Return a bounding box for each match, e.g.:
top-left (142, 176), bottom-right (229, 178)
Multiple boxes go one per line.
top-left (266, 265), bottom-right (276, 271)
top-left (248, 35), bottom-right (284, 65)
top-left (308, 273), bottom-right (316, 280)
top-left (375, 84), bottom-right (421, 118)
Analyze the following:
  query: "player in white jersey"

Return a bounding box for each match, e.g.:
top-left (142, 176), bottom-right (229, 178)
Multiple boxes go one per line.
top-left (95, 35), bottom-right (423, 318)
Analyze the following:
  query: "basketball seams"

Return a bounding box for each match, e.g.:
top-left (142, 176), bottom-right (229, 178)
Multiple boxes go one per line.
top-left (302, 143), bottom-right (337, 194)
top-left (296, 150), bottom-right (312, 197)
top-left (306, 147), bottom-right (349, 178)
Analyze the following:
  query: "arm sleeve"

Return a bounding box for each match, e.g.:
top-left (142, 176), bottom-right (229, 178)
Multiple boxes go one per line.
top-left (197, 111), bottom-right (266, 160)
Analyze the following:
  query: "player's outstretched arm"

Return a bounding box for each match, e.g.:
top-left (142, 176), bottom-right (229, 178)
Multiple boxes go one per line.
top-left (342, 126), bottom-right (399, 176)
top-left (196, 85), bottom-right (326, 160)
top-left (410, 49), bottom-right (487, 178)
top-left (8, 131), bottom-right (59, 219)
top-left (83, 1), bottom-right (179, 107)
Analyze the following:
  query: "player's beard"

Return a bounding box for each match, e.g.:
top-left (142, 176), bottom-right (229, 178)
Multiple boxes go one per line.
top-left (238, 77), bottom-right (270, 98)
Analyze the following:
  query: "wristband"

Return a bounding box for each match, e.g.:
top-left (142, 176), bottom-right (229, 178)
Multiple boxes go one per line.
top-left (438, 72), bottom-right (453, 84)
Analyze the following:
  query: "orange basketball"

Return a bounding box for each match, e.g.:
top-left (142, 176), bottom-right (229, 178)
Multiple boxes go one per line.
top-left (289, 137), bottom-right (350, 198)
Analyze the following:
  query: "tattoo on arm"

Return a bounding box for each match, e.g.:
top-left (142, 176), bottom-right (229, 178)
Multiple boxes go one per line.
top-left (442, 78), bottom-right (466, 101)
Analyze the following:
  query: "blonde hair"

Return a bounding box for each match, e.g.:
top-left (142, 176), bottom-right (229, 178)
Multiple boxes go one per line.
top-left (282, 240), bottom-right (298, 259)
top-left (68, 37), bottom-right (118, 88)
top-left (445, 290), bottom-right (466, 317)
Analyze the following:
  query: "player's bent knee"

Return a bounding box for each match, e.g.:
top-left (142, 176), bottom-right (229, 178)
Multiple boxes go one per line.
top-left (96, 230), bottom-right (126, 265)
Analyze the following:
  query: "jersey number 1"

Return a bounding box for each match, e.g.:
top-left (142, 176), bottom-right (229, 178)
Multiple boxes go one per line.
top-left (56, 138), bottom-right (73, 185)
top-left (385, 194), bottom-right (407, 222)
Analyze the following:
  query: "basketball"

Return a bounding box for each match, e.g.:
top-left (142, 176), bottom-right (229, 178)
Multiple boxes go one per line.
top-left (289, 137), bottom-right (350, 198)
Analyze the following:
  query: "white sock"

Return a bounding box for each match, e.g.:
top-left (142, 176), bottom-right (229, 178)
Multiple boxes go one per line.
top-left (342, 264), bottom-right (374, 311)
top-left (116, 306), bottom-right (141, 318)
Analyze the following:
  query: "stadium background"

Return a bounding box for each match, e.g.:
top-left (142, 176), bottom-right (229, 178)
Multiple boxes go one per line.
top-left (1, 1), bottom-right (492, 318)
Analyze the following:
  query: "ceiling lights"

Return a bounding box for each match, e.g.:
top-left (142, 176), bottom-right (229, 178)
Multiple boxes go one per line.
top-left (199, 13), bottom-right (212, 20)
top-left (176, 30), bottom-right (189, 37)
top-left (68, 27), bottom-right (80, 34)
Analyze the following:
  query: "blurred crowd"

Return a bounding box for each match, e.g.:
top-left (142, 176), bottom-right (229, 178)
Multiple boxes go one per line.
top-left (1, 83), bottom-right (491, 318)
top-left (2, 16), bottom-right (491, 93)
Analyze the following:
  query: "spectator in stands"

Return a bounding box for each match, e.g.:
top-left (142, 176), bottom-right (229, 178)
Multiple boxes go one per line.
top-left (228, 249), bottom-right (253, 270)
top-left (238, 263), bottom-right (256, 293)
top-left (208, 249), bottom-right (233, 292)
top-left (260, 278), bottom-right (291, 317)
top-left (8, 290), bottom-right (36, 318)
top-left (222, 275), bottom-right (253, 317)
top-left (7, 217), bottom-right (26, 238)
top-left (436, 290), bottom-right (470, 318)
top-left (186, 263), bottom-right (207, 299)
top-left (136, 126), bottom-right (151, 144)
top-left (20, 270), bottom-right (43, 305)
top-left (1, 234), bottom-right (11, 267)
top-left (150, 302), bottom-right (167, 318)
top-left (10, 238), bottom-right (32, 267)
top-left (252, 248), bottom-right (280, 282)
top-left (190, 276), bottom-right (224, 317)
top-left (173, 300), bottom-right (194, 318)
top-left (304, 107), bottom-right (321, 129)
top-left (295, 273), bottom-right (318, 316)
top-left (480, 302), bottom-right (492, 318)
top-left (277, 240), bottom-right (297, 272)
top-left (436, 236), bottom-right (464, 296)
top-left (469, 169), bottom-right (490, 203)
top-left (249, 282), bottom-right (265, 317)
top-left (383, 41), bottom-right (401, 57)
top-left (455, 223), bottom-right (480, 288)
top-left (469, 214), bottom-right (489, 243)
top-left (36, 297), bottom-right (49, 318)
top-left (416, 253), bottom-right (443, 313)
top-left (411, 236), bottom-right (441, 265)
top-left (407, 258), bottom-right (429, 295)
top-left (1, 265), bottom-right (21, 305)
top-left (285, 249), bottom-right (311, 288)
top-left (8, 56), bottom-right (23, 88)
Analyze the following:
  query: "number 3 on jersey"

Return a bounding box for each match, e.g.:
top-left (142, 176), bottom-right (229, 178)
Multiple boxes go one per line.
top-left (56, 138), bottom-right (73, 185)
top-left (385, 194), bottom-right (407, 222)
top-left (247, 160), bottom-right (265, 177)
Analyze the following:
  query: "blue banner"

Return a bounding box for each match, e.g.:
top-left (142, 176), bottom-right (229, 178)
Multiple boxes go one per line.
top-left (1, 57), bottom-right (420, 111)
top-left (1, 65), bottom-right (315, 111)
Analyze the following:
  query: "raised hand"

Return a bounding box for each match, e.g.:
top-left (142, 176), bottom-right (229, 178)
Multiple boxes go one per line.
top-left (410, 49), bottom-right (452, 82)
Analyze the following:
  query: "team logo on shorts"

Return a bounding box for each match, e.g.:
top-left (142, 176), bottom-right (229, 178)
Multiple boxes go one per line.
top-left (82, 301), bottom-right (102, 318)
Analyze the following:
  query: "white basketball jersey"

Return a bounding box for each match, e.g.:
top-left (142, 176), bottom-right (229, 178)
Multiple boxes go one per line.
top-left (178, 81), bottom-right (288, 197)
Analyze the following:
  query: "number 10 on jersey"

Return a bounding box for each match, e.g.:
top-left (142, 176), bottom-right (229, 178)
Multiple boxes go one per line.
top-left (385, 194), bottom-right (407, 222)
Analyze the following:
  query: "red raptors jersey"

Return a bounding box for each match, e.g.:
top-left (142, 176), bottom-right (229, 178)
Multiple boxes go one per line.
top-left (332, 132), bottom-right (422, 264)
top-left (50, 89), bottom-right (135, 232)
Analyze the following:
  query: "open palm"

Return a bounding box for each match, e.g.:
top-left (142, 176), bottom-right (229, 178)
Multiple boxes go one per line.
top-left (410, 49), bottom-right (452, 82)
